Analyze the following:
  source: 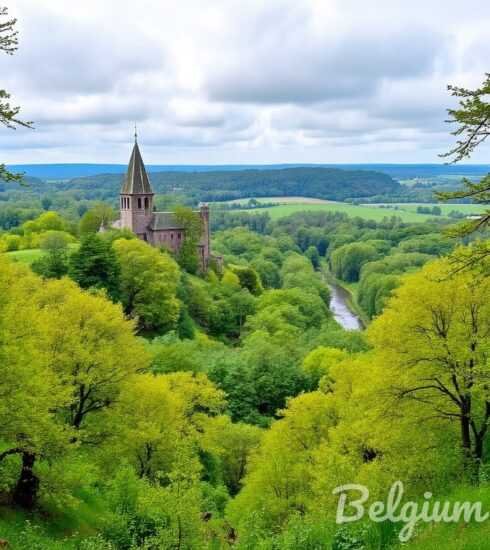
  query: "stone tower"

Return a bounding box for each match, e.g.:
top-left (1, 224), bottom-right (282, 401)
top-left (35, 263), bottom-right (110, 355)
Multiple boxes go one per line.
top-left (119, 135), bottom-right (154, 241)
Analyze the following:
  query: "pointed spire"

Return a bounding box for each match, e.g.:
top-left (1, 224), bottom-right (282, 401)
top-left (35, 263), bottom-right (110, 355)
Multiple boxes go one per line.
top-left (120, 136), bottom-right (153, 195)
top-left (134, 124), bottom-right (138, 143)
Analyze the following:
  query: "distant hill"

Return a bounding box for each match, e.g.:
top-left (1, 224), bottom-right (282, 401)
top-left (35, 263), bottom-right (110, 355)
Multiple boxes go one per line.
top-left (30, 166), bottom-right (400, 203)
top-left (6, 162), bottom-right (490, 181)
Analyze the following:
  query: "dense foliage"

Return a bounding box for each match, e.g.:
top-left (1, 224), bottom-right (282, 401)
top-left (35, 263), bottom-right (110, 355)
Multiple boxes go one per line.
top-left (0, 192), bottom-right (489, 549)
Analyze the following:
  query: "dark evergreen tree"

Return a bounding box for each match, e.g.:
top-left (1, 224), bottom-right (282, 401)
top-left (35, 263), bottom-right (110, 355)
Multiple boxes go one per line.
top-left (305, 245), bottom-right (320, 269)
top-left (69, 234), bottom-right (120, 300)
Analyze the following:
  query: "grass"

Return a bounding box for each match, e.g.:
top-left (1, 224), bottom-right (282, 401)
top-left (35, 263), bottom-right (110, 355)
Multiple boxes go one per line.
top-left (241, 202), bottom-right (437, 222)
top-left (367, 202), bottom-right (486, 216)
top-left (404, 484), bottom-right (490, 549)
top-left (221, 196), bottom-right (485, 222)
top-left (0, 488), bottom-right (111, 548)
top-left (4, 248), bottom-right (45, 264)
top-left (5, 244), bottom-right (79, 266)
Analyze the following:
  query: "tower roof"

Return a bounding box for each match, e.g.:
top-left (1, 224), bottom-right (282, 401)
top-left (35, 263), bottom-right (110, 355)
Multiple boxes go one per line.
top-left (121, 140), bottom-right (153, 195)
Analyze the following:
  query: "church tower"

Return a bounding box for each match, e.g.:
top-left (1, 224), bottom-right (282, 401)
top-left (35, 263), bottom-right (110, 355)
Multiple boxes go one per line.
top-left (119, 133), bottom-right (154, 241)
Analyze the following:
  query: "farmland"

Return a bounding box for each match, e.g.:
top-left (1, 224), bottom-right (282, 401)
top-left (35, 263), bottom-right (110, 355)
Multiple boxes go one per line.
top-left (239, 201), bottom-right (434, 222)
top-left (226, 196), bottom-right (484, 222)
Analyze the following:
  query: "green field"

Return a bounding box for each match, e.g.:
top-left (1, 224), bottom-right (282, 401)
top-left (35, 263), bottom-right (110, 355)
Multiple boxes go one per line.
top-left (5, 243), bottom-right (79, 265)
top-left (372, 202), bottom-right (486, 216)
top-left (5, 248), bottom-right (45, 264)
top-left (230, 196), bottom-right (485, 222)
top-left (241, 202), bottom-right (436, 222)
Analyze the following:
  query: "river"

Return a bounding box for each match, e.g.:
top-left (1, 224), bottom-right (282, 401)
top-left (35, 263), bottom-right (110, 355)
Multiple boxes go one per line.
top-left (329, 283), bottom-right (364, 330)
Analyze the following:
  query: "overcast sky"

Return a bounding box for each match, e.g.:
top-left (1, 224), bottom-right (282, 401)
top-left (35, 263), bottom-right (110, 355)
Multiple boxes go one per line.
top-left (2, 0), bottom-right (490, 164)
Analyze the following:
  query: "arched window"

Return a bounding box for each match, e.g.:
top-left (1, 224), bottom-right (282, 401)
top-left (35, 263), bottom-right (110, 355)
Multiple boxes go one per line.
top-left (144, 197), bottom-right (149, 209)
top-left (138, 198), bottom-right (142, 209)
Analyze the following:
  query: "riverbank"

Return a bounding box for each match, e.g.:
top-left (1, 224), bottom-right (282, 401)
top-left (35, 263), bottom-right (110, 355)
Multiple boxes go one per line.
top-left (321, 262), bottom-right (369, 329)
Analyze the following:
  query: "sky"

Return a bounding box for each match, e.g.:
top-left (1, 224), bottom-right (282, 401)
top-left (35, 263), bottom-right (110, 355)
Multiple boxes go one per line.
top-left (1, 0), bottom-right (490, 165)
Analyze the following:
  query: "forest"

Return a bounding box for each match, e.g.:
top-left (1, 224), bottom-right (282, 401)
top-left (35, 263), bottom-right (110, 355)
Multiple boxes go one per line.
top-left (0, 191), bottom-right (489, 548)
top-left (0, 166), bottom-right (401, 232)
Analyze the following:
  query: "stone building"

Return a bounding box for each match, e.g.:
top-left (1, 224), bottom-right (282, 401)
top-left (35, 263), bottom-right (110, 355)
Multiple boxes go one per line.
top-left (113, 138), bottom-right (213, 269)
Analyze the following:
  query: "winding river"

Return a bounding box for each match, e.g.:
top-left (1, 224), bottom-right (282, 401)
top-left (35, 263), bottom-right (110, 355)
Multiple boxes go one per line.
top-left (329, 283), bottom-right (364, 331)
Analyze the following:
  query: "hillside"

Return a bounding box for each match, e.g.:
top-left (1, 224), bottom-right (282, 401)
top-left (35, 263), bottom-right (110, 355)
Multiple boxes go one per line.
top-left (7, 163), bottom-right (490, 181)
top-left (2, 166), bottom-right (400, 204)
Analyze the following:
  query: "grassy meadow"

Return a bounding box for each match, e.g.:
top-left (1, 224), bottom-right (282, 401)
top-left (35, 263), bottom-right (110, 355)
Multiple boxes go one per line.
top-left (5, 243), bottom-right (79, 265)
top-left (240, 201), bottom-right (435, 222)
top-left (5, 248), bottom-right (45, 264)
top-left (225, 196), bottom-right (484, 222)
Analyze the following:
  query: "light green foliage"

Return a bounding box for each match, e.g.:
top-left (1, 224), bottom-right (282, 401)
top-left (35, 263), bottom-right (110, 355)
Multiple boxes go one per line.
top-left (22, 211), bottom-right (66, 233)
top-left (397, 233), bottom-right (453, 256)
top-left (202, 416), bottom-right (262, 495)
top-left (250, 288), bottom-right (327, 334)
top-left (79, 203), bottom-right (117, 234)
top-left (330, 242), bottom-right (379, 282)
top-left (0, 256), bottom-right (147, 510)
top-left (281, 253), bottom-right (330, 304)
top-left (182, 273), bottom-right (256, 339)
top-left (2, 165), bottom-right (489, 550)
top-left (358, 273), bottom-right (400, 318)
top-left (31, 230), bottom-right (74, 279)
top-left (0, 259), bottom-right (71, 506)
top-left (301, 346), bottom-right (348, 389)
top-left (229, 264), bottom-right (263, 295)
top-left (174, 205), bottom-right (203, 274)
top-left (114, 238), bottom-right (181, 332)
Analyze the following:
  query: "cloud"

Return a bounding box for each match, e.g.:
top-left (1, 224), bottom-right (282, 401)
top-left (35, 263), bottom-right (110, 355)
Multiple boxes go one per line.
top-left (1, 0), bottom-right (490, 163)
top-left (205, 23), bottom-right (449, 105)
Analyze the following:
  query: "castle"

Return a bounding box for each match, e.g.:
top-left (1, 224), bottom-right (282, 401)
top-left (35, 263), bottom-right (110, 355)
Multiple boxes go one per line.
top-left (112, 138), bottom-right (213, 269)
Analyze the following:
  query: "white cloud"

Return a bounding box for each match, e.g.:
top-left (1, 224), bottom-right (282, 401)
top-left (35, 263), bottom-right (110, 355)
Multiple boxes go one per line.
top-left (1, 0), bottom-right (490, 163)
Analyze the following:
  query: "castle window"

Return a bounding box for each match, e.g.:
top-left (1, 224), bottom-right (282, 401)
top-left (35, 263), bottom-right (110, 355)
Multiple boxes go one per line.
top-left (171, 233), bottom-right (174, 240)
top-left (138, 198), bottom-right (142, 209)
top-left (144, 197), bottom-right (149, 209)
top-left (178, 233), bottom-right (182, 239)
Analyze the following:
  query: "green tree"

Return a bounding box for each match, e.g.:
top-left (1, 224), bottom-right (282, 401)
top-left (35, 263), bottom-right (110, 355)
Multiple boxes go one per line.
top-left (203, 416), bottom-right (262, 495)
top-left (79, 203), bottom-right (117, 234)
top-left (31, 231), bottom-right (72, 279)
top-left (114, 238), bottom-right (181, 332)
top-left (368, 257), bottom-right (490, 479)
top-left (69, 233), bottom-right (120, 300)
top-left (305, 245), bottom-right (320, 269)
top-left (441, 73), bottom-right (490, 162)
top-left (0, 6), bottom-right (32, 184)
top-left (330, 243), bottom-right (378, 282)
top-left (37, 278), bottom-right (148, 431)
top-left (230, 264), bottom-right (263, 295)
top-left (0, 259), bottom-right (70, 508)
top-left (438, 74), bottom-right (490, 239)
top-left (174, 206), bottom-right (202, 274)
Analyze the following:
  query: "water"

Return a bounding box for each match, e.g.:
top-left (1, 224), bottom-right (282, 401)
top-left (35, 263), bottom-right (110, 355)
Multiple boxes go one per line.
top-left (329, 283), bottom-right (363, 330)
